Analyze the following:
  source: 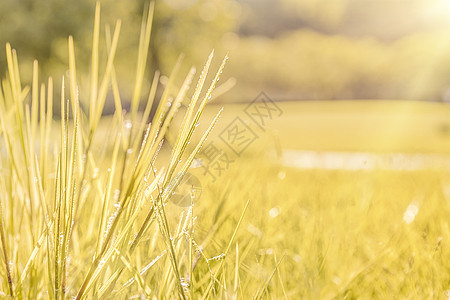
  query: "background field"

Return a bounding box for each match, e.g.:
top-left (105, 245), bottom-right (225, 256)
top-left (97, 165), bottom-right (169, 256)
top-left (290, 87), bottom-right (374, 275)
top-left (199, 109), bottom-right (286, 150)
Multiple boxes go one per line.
top-left (196, 100), bottom-right (450, 153)
top-left (77, 99), bottom-right (450, 298)
top-left (179, 100), bottom-right (450, 298)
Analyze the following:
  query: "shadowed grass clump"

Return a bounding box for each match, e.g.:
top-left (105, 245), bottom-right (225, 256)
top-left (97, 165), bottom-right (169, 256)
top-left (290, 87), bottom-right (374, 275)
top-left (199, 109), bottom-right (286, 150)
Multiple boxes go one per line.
top-left (0, 2), bottom-right (245, 299)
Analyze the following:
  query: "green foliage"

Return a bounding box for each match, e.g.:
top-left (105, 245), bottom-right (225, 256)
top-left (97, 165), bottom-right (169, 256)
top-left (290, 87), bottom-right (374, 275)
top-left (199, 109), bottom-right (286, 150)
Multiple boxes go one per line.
top-left (151, 0), bottom-right (239, 72)
top-left (0, 0), bottom-right (240, 105)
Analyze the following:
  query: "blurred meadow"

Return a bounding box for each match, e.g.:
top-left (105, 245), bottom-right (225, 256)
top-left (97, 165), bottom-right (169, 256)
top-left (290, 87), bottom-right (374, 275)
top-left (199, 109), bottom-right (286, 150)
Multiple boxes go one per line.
top-left (0, 0), bottom-right (450, 299)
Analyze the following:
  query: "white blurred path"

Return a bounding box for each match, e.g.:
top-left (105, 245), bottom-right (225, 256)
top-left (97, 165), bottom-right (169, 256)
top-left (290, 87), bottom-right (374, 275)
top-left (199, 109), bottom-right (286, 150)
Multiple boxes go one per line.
top-left (281, 150), bottom-right (450, 170)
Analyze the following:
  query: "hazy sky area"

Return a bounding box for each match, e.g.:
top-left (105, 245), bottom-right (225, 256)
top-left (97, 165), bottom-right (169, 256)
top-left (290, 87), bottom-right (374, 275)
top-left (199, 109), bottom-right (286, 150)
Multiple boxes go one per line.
top-left (238, 0), bottom-right (450, 39)
top-left (216, 0), bottom-right (450, 102)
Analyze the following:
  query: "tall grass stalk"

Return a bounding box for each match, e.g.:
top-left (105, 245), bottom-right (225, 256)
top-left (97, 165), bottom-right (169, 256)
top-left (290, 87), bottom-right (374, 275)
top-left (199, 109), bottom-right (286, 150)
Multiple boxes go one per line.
top-left (0, 2), bottom-right (246, 299)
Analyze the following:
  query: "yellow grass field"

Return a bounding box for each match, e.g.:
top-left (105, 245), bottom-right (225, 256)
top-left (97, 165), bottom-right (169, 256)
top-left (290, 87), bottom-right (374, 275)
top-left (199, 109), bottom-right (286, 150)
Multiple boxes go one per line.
top-left (175, 99), bottom-right (450, 298)
top-left (198, 99), bottom-right (450, 154)
top-left (1, 5), bottom-right (449, 295)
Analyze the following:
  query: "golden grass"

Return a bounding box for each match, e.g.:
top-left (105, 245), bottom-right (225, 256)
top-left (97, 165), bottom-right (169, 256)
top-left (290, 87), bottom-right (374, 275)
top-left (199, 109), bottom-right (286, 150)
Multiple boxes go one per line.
top-left (0, 2), bottom-right (449, 299)
top-left (199, 160), bottom-right (450, 298)
top-left (0, 2), bottom-right (233, 299)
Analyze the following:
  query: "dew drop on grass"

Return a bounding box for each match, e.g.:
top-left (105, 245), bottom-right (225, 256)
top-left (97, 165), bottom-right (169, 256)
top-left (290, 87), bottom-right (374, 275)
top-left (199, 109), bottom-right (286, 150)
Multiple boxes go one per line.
top-left (93, 167), bottom-right (99, 179)
top-left (98, 258), bottom-right (107, 268)
top-left (105, 210), bottom-right (118, 238)
top-left (269, 206), bottom-right (281, 218)
top-left (208, 253), bottom-right (225, 261)
top-left (113, 189), bottom-right (120, 202)
top-left (293, 254), bottom-right (302, 263)
top-left (124, 120), bottom-right (132, 130)
top-left (333, 276), bottom-right (341, 285)
top-left (180, 277), bottom-right (189, 288)
top-left (403, 201), bottom-right (419, 224)
top-left (127, 148), bottom-right (133, 155)
top-left (277, 171), bottom-right (286, 180)
top-left (191, 158), bottom-right (203, 168)
top-left (8, 261), bottom-right (14, 274)
top-left (247, 223), bottom-right (263, 238)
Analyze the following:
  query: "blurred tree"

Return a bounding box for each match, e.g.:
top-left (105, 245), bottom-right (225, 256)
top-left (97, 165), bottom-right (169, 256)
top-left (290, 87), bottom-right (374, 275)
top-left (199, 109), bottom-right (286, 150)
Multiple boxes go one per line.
top-left (0, 0), bottom-right (240, 105)
top-left (151, 0), bottom-right (240, 73)
top-left (281, 0), bottom-right (349, 29)
top-left (224, 28), bottom-right (450, 101)
top-left (0, 0), bottom-right (91, 75)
